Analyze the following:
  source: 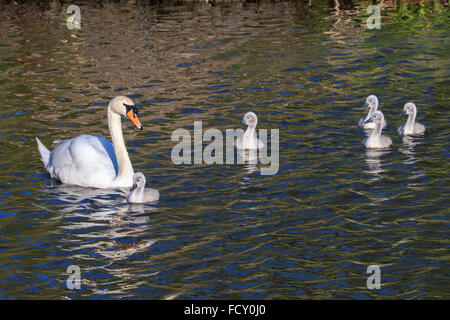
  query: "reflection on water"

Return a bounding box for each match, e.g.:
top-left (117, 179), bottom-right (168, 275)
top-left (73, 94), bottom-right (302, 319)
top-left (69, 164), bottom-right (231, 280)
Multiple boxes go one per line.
top-left (399, 135), bottom-right (421, 167)
top-left (398, 135), bottom-right (427, 188)
top-left (400, 135), bottom-right (422, 155)
top-left (365, 149), bottom-right (390, 180)
top-left (237, 149), bottom-right (259, 175)
top-left (0, 0), bottom-right (448, 299)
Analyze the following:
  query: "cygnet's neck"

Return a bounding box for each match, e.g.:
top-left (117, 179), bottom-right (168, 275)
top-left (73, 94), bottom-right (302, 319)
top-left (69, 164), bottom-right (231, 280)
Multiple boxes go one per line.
top-left (134, 185), bottom-right (145, 199)
top-left (371, 121), bottom-right (383, 139)
top-left (365, 103), bottom-right (377, 121)
top-left (405, 110), bottom-right (416, 133)
top-left (244, 123), bottom-right (257, 140)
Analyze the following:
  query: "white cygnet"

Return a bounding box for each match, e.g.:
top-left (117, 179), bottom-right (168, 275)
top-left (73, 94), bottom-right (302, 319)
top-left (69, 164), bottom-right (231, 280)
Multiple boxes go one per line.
top-left (127, 172), bottom-right (160, 203)
top-left (235, 111), bottom-right (264, 150)
top-left (363, 111), bottom-right (392, 149)
top-left (398, 102), bottom-right (425, 136)
top-left (359, 95), bottom-right (387, 130)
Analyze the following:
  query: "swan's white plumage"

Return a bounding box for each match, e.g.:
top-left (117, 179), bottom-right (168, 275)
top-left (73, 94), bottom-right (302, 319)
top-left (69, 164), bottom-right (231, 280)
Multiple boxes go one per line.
top-left (398, 102), bottom-right (425, 136)
top-left (359, 95), bottom-right (387, 130)
top-left (45, 135), bottom-right (118, 188)
top-left (127, 172), bottom-right (159, 203)
top-left (235, 111), bottom-right (264, 150)
top-left (36, 96), bottom-right (141, 188)
top-left (363, 111), bottom-right (392, 149)
top-left (36, 137), bottom-right (50, 167)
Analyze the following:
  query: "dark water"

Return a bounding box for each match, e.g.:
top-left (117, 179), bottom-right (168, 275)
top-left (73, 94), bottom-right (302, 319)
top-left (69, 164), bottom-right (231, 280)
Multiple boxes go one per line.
top-left (0, 0), bottom-right (449, 299)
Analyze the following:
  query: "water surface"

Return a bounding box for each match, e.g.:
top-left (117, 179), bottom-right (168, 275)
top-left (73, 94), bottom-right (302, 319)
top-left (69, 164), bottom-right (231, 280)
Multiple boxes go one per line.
top-left (0, 0), bottom-right (449, 299)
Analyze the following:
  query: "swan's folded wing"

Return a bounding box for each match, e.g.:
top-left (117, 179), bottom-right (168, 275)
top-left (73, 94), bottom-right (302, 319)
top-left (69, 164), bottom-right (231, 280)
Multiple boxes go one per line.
top-left (381, 135), bottom-right (392, 148)
top-left (49, 135), bottom-right (117, 184)
top-left (69, 135), bottom-right (117, 172)
top-left (144, 188), bottom-right (160, 202)
top-left (415, 122), bottom-right (425, 134)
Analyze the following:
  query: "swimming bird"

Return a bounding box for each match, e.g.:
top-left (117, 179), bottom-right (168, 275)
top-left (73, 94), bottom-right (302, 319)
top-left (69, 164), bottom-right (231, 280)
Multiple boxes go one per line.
top-left (127, 172), bottom-right (160, 203)
top-left (35, 96), bottom-right (143, 188)
top-left (359, 95), bottom-right (387, 129)
top-left (235, 111), bottom-right (264, 150)
top-left (398, 102), bottom-right (425, 136)
top-left (363, 111), bottom-right (392, 148)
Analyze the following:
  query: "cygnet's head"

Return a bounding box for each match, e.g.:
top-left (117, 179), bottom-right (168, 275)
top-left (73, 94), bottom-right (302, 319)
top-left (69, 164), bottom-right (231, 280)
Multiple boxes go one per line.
top-left (133, 172), bottom-right (146, 188)
top-left (363, 95), bottom-right (378, 109)
top-left (364, 110), bottom-right (385, 124)
top-left (403, 102), bottom-right (417, 115)
top-left (243, 111), bottom-right (258, 127)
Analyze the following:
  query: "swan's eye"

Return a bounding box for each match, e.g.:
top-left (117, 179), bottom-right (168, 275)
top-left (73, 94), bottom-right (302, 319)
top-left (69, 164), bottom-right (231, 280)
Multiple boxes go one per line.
top-left (124, 103), bottom-right (138, 115)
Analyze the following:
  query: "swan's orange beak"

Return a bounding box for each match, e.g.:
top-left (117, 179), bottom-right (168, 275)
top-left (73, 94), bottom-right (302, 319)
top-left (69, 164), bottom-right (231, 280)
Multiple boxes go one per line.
top-left (127, 109), bottom-right (143, 130)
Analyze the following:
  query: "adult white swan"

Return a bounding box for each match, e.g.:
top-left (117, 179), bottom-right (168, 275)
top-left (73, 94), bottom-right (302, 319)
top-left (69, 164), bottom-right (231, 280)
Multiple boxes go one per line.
top-left (35, 96), bottom-right (143, 188)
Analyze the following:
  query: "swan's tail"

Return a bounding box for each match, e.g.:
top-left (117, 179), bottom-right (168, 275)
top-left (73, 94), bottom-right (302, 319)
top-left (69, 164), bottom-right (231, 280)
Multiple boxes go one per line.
top-left (35, 137), bottom-right (50, 168)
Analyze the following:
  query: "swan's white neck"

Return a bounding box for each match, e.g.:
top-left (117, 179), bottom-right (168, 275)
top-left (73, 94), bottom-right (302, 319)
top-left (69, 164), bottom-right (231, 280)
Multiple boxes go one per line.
top-left (405, 111), bottom-right (416, 133)
top-left (243, 123), bottom-right (257, 145)
top-left (108, 107), bottom-right (134, 184)
top-left (365, 103), bottom-right (377, 121)
top-left (371, 121), bottom-right (383, 139)
top-left (134, 185), bottom-right (145, 200)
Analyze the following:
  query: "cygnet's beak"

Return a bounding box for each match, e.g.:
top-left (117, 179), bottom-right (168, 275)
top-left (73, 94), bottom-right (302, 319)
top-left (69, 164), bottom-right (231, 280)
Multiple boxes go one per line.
top-left (129, 183), bottom-right (137, 192)
top-left (364, 117), bottom-right (374, 124)
top-left (242, 118), bottom-right (247, 125)
top-left (362, 102), bottom-right (369, 109)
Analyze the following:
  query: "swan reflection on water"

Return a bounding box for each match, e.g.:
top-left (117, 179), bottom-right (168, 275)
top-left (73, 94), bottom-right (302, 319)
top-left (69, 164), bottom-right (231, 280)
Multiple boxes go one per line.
top-left (38, 182), bottom-right (159, 266)
top-left (236, 146), bottom-right (276, 176)
top-left (237, 148), bottom-right (259, 175)
top-left (364, 148), bottom-right (391, 180)
top-left (399, 135), bottom-right (426, 183)
top-left (346, 149), bottom-right (393, 203)
top-left (399, 135), bottom-right (423, 157)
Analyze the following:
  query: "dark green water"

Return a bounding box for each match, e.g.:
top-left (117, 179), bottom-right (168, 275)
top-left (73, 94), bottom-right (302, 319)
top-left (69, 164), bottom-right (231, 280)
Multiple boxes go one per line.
top-left (0, 0), bottom-right (448, 299)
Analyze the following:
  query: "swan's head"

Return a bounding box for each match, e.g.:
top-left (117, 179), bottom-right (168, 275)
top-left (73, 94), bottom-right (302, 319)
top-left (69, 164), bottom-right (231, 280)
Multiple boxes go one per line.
top-left (403, 102), bottom-right (417, 115)
top-left (243, 111), bottom-right (258, 127)
top-left (364, 110), bottom-right (384, 124)
top-left (109, 96), bottom-right (143, 130)
top-left (132, 172), bottom-right (146, 188)
top-left (363, 95), bottom-right (378, 109)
